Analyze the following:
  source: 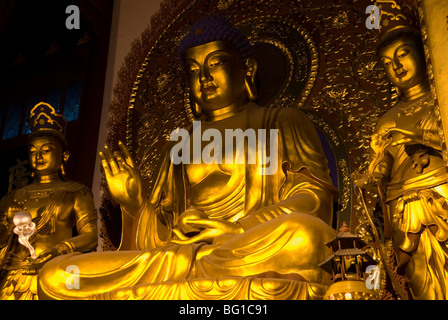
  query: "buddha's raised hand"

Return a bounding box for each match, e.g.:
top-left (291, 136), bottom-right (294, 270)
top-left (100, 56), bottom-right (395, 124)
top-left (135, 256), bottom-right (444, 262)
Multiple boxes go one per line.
top-left (99, 141), bottom-right (144, 217)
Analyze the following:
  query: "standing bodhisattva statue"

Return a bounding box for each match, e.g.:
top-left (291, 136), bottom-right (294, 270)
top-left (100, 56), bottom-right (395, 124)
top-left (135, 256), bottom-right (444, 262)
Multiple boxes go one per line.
top-left (0, 103), bottom-right (98, 300)
top-left (354, 1), bottom-right (448, 299)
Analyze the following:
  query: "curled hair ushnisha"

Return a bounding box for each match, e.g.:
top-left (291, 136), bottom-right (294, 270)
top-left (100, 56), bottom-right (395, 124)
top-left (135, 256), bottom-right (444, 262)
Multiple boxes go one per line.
top-left (178, 15), bottom-right (254, 64)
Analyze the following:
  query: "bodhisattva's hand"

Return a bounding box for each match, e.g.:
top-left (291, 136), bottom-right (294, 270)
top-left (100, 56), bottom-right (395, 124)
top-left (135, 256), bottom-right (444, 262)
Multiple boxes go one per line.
top-left (99, 141), bottom-right (144, 217)
top-left (352, 171), bottom-right (374, 189)
top-left (7, 200), bottom-right (26, 220)
top-left (172, 218), bottom-right (243, 245)
top-left (26, 243), bottom-right (70, 266)
top-left (368, 132), bottom-right (393, 176)
top-left (28, 246), bottom-right (57, 266)
top-left (370, 133), bottom-right (391, 155)
top-left (384, 127), bottom-right (424, 146)
top-left (3, 200), bottom-right (27, 232)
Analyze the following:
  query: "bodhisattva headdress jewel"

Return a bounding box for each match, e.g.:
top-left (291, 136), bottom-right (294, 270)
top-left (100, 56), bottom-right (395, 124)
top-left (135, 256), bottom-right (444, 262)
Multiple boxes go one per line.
top-left (374, 0), bottom-right (420, 43)
top-left (28, 102), bottom-right (67, 148)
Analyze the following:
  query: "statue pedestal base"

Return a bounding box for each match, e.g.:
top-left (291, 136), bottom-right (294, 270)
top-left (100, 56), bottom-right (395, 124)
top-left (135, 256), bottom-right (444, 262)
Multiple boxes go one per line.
top-left (85, 277), bottom-right (328, 300)
top-left (323, 280), bottom-right (379, 300)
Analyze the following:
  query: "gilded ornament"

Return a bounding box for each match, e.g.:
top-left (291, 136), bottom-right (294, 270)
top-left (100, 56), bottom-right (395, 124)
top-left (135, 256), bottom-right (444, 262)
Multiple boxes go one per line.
top-left (0, 103), bottom-right (98, 300)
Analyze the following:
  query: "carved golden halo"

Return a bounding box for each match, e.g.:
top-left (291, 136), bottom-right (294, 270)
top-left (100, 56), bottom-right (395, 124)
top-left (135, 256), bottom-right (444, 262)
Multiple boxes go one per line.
top-left (235, 16), bottom-right (319, 110)
top-left (127, 15), bottom-right (320, 142)
top-left (125, 2), bottom-right (197, 152)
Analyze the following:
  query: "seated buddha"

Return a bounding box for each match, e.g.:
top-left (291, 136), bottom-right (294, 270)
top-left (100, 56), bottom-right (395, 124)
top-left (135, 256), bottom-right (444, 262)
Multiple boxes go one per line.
top-left (0, 103), bottom-right (98, 300)
top-left (38, 15), bottom-right (338, 300)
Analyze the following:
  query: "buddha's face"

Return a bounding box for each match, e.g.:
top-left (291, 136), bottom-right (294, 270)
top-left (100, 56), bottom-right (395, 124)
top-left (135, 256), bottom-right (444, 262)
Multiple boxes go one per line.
top-left (378, 37), bottom-right (426, 90)
top-left (29, 135), bottom-right (65, 177)
top-left (184, 41), bottom-right (247, 112)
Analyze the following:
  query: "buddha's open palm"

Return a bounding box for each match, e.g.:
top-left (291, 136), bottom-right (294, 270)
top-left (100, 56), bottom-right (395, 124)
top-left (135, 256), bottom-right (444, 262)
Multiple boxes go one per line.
top-left (99, 141), bottom-right (144, 216)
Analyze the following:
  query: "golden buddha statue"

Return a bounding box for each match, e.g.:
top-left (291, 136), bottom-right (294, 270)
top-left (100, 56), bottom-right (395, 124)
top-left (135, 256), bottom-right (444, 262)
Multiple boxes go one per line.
top-left (0, 103), bottom-right (98, 300)
top-left (38, 15), bottom-right (338, 300)
top-left (355, 2), bottom-right (448, 299)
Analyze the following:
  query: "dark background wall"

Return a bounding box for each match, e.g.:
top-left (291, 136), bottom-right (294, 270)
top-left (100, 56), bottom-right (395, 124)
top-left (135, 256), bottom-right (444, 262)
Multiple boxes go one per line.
top-left (0, 0), bottom-right (114, 195)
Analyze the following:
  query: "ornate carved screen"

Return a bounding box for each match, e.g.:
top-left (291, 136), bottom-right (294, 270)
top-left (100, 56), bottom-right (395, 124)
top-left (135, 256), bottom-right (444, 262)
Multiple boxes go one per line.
top-left (101, 0), bottom-right (397, 250)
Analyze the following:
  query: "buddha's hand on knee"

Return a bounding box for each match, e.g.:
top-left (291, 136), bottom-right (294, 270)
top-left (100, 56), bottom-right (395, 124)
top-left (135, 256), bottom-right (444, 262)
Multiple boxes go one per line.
top-left (171, 218), bottom-right (243, 244)
top-left (99, 141), bottom-right (144, 216)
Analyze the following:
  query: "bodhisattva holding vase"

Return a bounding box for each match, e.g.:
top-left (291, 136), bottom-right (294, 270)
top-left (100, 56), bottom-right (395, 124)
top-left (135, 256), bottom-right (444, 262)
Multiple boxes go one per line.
top-left (0, 103), bottom-right (98, 300)
top-left (38, 15), bottom-right (338, 300)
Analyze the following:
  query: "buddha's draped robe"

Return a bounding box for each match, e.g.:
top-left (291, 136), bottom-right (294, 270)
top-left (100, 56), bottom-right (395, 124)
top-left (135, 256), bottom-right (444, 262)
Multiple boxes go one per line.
top-left (38, 104), bottom-right (338, 300)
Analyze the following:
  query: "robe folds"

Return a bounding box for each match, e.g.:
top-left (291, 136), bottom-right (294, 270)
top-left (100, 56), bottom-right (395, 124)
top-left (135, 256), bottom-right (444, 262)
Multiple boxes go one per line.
top-left (373, 92), bottom-right (448, 299)
top-left (38, 104), bottom-right (338, 300)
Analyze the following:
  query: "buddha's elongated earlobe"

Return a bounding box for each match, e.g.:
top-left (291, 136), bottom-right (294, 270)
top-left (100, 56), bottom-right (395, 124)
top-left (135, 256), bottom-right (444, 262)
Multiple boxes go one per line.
top-left (60, 163), bottom-right (66, 176)
top-left (245, 57), bottom-right (258, 101)
top-left (61, 151), bottom-right (70, 176)
top-left (194, 102), bottom-right (202, 117)
top-left (63, 150), bottom-right (70, 163)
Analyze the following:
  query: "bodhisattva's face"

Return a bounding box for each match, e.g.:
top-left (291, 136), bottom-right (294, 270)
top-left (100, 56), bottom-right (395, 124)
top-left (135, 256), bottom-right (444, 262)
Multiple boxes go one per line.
top-left (29, 135), bottom-right (64, 177)
top-left (379, 37), bottom-right (426, 90)
top-left (184, 40), bottom-right (248, 112)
